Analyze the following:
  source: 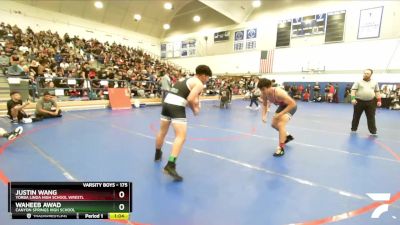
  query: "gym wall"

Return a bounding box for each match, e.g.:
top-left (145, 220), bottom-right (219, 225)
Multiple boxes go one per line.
top-left (0, 0), bottom-right (160, 55)
top-left (164, 1), bottom-right (400, 82)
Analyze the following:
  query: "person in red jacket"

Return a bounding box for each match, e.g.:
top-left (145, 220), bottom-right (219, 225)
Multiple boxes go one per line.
top-left (303, 89), bottom-right (310, 102)
top-left (328, 83), bottom-right (335, 103)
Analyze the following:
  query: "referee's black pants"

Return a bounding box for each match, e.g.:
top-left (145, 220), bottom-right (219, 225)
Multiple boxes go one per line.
top-left (351, 98), bottom-right (377, 134)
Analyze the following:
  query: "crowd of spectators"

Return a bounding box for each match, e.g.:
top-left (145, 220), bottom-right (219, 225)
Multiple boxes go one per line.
top-left (204, 76), bottom-right (259, 96)
top-left (282, 83), bottom-right (340, 103)
top-left (380, 84), bottom-right (400, 110)
top-left (0, 22), bottom-right (186, 99)
top-left (283, 82), bottom-right (400, 109)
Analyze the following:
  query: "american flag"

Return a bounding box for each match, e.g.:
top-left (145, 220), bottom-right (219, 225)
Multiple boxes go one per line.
top-left (259, 50), bottom-right (274, 73)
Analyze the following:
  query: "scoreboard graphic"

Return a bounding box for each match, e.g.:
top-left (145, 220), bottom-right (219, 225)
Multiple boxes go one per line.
top-left (8, 182), bottom-right (132, 220)
top-left (291, 13), bottom-right (326, 37)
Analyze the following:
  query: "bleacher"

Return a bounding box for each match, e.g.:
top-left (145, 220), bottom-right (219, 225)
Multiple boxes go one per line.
top-left (0, 22), bottom-right (186, 116)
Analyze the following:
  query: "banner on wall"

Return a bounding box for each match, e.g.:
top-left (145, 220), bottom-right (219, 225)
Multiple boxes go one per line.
top-left (234, 30), bottom-right (245, 51)
top-left (246, 28), bottom-right (257, 39)
top-left (234, 28), bottom-right (257, 51)
top-left (234, 30), bottom-right (244, 41)
top-left (357, 6), bottom-right (384, 39)
top-left (161, 39), bottom-right (196, 58)
top-left (188, 39), bottom-right (196, 56)
top-left (180, 39), bottom-right (196, 57)
top-left (160, 43), bottom-right (167, 58)
top-left (246, 28), bottom-right (257, 50)
top-left (214, 31), bottom-right (230, 42)
top-left (181, 40), bottom-right (188, 57)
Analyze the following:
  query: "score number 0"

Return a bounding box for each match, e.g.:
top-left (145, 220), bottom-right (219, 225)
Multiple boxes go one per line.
top-left (118, 191), bottom-right (126, 211)
top-left (118, 183), bottom-right (128, 211)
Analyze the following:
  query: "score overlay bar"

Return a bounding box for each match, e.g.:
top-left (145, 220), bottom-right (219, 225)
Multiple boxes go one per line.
top-left (8, 182), bottom-right (132, 220)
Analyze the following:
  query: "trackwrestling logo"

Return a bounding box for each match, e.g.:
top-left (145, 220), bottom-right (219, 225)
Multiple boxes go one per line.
top-left (367, 193), bottom-right (391, 218)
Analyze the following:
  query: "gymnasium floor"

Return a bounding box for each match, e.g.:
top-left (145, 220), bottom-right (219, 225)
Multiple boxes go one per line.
top-left (0, 100), bottom-right (399, 225)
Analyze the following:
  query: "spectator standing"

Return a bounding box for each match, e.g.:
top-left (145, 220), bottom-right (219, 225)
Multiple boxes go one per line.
top-left (160, 72), bottom-right (172, 100)
top-left (247, 77), bottom-right (260, 110)
top-left (219, 83), bottom-right (230, 109)
top-left (344, 84), bottom-right (351, 103)
top-left (328, 83), bottom-right (335, 103)
top-left (333, 83), bottom-right (339, 103)
top-left (313, 82), bottom-right (321, 102)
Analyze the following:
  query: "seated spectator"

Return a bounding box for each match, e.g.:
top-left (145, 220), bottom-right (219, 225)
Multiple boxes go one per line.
top-left (7, 56), bottom-right (24, 76)
top-left (390, 98), bottom-right (400, 110)
top-left (293, 85), bottom-right (302, 100)
top-left (35, 91), bottom-right (62, 119)
top-left (45, 81), bottom-right (56, 96)
top-left (381, 85), bottom-right (390, 98)
top-left (313, 82), bottom-right (321, 102)
top-left (59, 59), bottom-right (69, 74)
top-left (29, 60), bottom-right (39, 78)
top-left (7, 91), bottom-right (30, 124)
top-left (389, 90), bottom-right (400, 110)
top-left (19, 43), bottom-right (30, 53)
top-left (0, 51), bottom-right (9, 73)
top-left (297, 84), bottom-right (304, 96)
top-left (303, 90), bottom-right (310, 102)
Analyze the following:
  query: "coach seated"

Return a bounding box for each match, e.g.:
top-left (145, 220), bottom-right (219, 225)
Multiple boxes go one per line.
top-left (7, 91), bottom-right (30, 124)
top-left (35, 91), bottom-right (62, 119)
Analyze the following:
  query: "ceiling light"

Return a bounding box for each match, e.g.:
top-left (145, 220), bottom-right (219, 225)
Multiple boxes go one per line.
top-left (133, 14), bottom-right (141, 21)
top-left (252, 0), bottom-right (261, 8)
top-left (164, 2), bottom-right (173, 10)
top-left (163, 24), bottom-right (170, 30)
top-left (94, 1), bottom-right (103, 9)
top-left (193, 15), bottom-right (201, 22)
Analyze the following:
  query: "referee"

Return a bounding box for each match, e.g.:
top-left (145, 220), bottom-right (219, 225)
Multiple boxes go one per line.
top-left (350, 69), bottom-right (381, 135)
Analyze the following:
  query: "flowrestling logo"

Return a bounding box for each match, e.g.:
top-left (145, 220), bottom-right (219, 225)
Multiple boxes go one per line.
top-left (367, 193), bottom-right (391, 218)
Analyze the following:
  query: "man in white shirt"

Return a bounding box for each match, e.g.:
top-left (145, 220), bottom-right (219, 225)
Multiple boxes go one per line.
top-left (19, 44), bottom-right (29, 53)
top-left (60, 59), bottom-right (69, 71)
top-left (351, 69), bottom-right (381, 136)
